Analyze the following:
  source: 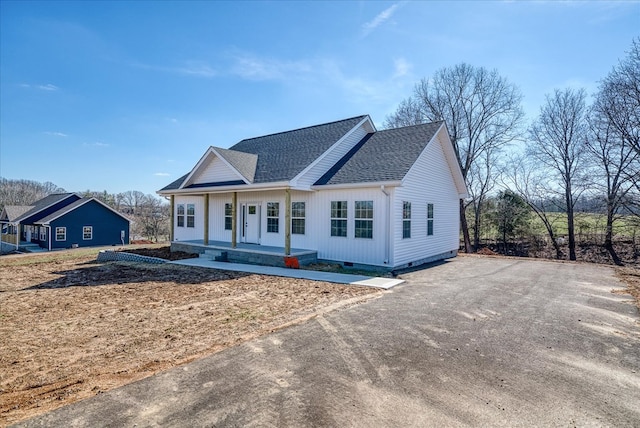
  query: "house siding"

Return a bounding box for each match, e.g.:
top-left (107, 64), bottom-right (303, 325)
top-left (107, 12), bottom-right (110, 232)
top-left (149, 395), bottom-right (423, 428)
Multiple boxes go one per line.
top-left (173, 196), bottom-right (205, 241)
top-left (192, 155), bottom-right (242, 185)
top-left (392, 132), bottom-right (460, 267)
top-left (48, 201), bottom-right (130, 249)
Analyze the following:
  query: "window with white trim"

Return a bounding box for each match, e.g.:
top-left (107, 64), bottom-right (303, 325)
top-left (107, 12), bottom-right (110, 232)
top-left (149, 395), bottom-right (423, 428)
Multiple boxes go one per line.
top-left (291, 202), bottom-right (305, 235)
top-left (83, 226), bottom-right (93, 240)
top-left (56, 227), bottom-right (66, 241)
top-left (267, 202), bottom-right (279, 233)
top-left (403, 201), bottom-right (411, 239)
top-left (186, 204), bottom-right (195, 228)
top-left (427, 203), bottom-right (434, 236)
top-left (224, 203), bottom-right (233, 230)
top-left (330, 201), bottom-right (347, 237)
top-left (39, 227), bottom-right (46, 241)
top-left (354, 201), bottom-right (373, 239)
top-left (177, 204), bottom-right (185, 227)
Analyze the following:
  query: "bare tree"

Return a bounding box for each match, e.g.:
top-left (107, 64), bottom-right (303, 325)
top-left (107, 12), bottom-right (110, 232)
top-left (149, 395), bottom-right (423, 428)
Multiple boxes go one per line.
top-left (503, 156), bottom-right (565, 259)
top-left (467, 148), bottom-right (498, 250)
top-left (586, 41), bottom-right (640, 265)
top-left (0, 178), bottom-right (66, 212)
top-left (528, 88), bottom-right (588, 261)
top-left (385, 63), bottom-right (525, 252)
top-left (133, 195), bottom-right (170, 242)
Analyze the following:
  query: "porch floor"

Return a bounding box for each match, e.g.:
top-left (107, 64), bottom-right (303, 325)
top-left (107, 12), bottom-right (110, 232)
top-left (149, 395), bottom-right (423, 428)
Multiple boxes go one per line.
top-left (175, 240), bottom-right (316, 257)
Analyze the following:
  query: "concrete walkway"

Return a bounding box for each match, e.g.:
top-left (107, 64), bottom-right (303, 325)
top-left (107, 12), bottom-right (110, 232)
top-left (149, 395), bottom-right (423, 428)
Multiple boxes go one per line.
top-left (170, 258), bottom-right (404, 289)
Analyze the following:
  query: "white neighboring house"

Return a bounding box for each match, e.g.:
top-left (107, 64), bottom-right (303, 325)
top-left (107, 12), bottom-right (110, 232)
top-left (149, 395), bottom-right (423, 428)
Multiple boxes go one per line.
top-left (158, 115), bottom-right (467, 270)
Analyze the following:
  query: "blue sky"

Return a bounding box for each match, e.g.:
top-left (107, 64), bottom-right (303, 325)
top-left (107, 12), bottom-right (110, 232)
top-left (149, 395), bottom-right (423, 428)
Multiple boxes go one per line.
top-left (1, 1), bottom-right (638, 197)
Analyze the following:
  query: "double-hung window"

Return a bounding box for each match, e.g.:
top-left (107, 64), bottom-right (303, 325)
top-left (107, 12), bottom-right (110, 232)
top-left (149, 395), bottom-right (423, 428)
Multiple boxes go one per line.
top-left (83, 226), bottom-right (93, 240)
top-left (403, 201), bottom-right (411, 239)
top-left (224, 203), bottom-right (233, 230)
top-left (186, 204), bottom-right (195, 228)
top-left (330, 201), bottom-right (347, 237)
top-left (267, 202), bottom-right (279, 233)
top-left (56, 227), bottom-right (66, 241)
top-left (291, 202), bottom-right (305, 235)
top-left (354, 201), bottom-right (373, 239)
top-left (177, 204), bottom-right (185, 227)
top-left (427, 203), bottom-right (434, 236)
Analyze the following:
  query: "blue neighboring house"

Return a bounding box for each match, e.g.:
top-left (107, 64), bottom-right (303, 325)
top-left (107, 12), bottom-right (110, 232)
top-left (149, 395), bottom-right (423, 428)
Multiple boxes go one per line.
top-left (0, 193), bottom-right (130, 251)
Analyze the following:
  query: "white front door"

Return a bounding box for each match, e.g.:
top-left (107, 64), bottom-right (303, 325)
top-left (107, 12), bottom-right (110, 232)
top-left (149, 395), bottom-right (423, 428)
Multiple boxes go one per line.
top-left (242, 204), bottom-right (260, 244)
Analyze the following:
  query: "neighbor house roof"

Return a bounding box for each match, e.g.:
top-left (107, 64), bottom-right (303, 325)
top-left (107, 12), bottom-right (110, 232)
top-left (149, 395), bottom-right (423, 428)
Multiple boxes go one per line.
top-left (315, 121), bottom-right (444, 185)
top-left (11, 193), bottom-right (80, 223)
top-left (35, 198), bottom-right (131, 225)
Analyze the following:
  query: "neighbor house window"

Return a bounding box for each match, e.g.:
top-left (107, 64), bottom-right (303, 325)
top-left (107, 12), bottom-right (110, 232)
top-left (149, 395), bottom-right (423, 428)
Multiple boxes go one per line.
top-left (83, 226), bottom-right (93, 240)
top-left (186, 204), bottom-right (195, 228)
top-left (267, 202), bottom-right (279, 233)
top-left (39, 227), bottom-right (46, 241)
top-left (291, 202), bottom-right (305, 235)
top-left (403, 201), bottom-right (411, 239)
top-left (224, 203), bottom-right (233, 230)
top-left (354, 200), bottom-right (373, 239)
top-left (56, 227), bottom-right (66, 241)
top-left (330, 201), bottom-right (347, 237)
top-left (177, 204), bottom-right (185, 227)
top-left (427, 203), bottom-right (434, 236)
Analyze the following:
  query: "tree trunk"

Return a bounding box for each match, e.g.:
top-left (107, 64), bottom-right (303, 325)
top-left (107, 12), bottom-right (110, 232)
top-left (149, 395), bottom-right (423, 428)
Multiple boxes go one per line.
top-left (473, 202), bottom-right (482, 251)
top-left (604, 204), bottom-right (623, 266)
top-left (460, 199), bottom-right (472, 253)
top-left (566, 186), bottom-right (577, 261)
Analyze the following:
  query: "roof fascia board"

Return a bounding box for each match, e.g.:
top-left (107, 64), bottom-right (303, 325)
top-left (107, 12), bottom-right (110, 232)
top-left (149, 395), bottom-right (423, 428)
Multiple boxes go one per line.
top-left (35, 198), bottom-right (131, 225)
top-left (290, 116), bottom-right (373, 187)
top-left (436, 124), bottom-right (468, 198)
top-left (311, 180), bottom-right (401, 191)
top-left (159, 180), bottom-right (292, 195)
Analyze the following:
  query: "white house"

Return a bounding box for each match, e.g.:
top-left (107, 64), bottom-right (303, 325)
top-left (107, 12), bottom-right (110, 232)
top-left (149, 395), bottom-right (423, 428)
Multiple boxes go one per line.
top-left (158, 115), bottom-right (467, 271)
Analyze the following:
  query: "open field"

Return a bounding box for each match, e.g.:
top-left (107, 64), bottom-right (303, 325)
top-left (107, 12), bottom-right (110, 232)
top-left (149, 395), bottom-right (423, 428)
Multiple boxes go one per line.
top-left (0, 250), bottom-right (380, 426)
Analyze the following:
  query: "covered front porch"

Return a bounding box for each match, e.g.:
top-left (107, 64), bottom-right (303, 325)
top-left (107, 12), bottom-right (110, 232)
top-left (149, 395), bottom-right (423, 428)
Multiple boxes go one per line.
top-left (171, 240), bottom-right (318, 268)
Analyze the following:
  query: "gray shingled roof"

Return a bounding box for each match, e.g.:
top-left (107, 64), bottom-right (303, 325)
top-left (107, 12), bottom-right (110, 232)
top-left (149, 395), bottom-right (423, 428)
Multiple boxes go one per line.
top-left (160, 115), bottom-right (367, 191)
top-left (315, 121), bottom-right (443, 185)
top-left (13, 193), bottom-right (78, 223)
top-left (214, 147), bottom-right (258, 183)
top-left (1, 205), bottom-right (33, 221)
top-left (229, 115), bottom-right (367, 183)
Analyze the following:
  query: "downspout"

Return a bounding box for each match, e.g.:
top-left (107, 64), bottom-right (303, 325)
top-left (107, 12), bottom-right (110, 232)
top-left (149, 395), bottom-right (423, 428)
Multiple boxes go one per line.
top-left (381, 185), bottom-right (390, 265)
top-left (15, 222), bottom-right (20, 251)
top-left (48, 225), bottom-right (52, 251)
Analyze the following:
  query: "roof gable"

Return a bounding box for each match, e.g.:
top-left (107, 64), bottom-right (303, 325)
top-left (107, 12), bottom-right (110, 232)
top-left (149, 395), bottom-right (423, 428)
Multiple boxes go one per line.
top-left (315, 121), bottom-right (444, 185)
top-left (12, 193), bottom-right (81, 223)
top-left (35, 198), bottom-right (131, 225)
top-left (180, 147), bottom-right (257, 189)
top-left (1, 205), bottom-right (33, 222)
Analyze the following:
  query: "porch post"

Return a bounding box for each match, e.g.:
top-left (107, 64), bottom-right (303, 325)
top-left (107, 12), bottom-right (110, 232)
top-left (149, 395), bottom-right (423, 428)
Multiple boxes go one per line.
top-left (15, 222), bottom-right (19, 250)
top-left (203, 194), bottom-right (209, 245)
top-left (169, 195), bottom-right (175, 242)
top-left (231, 192), bottom-right (237, 248)
top-left (285, 188), bottom-right (291, 256)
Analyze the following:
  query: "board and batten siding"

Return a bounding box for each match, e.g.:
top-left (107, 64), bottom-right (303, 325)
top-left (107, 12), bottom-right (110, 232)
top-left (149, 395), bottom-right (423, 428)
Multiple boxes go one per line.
top-left (207, 191), bottom-right (287, 247)
top-left (308, 188), bottom-right (388, 266)
top-left (293, 123), bottom-right (369, 188)
top-left (392, 132), bottom-right (460, 267)
top-left (192, 156), bottom-right (243, 185)
top-left (173, 196), bottom-right (205, 241)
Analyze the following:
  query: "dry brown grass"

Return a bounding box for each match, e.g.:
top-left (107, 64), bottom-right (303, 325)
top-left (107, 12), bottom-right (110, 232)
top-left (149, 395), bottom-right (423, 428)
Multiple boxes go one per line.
top-left (0, 252), bottom-right (380, 426)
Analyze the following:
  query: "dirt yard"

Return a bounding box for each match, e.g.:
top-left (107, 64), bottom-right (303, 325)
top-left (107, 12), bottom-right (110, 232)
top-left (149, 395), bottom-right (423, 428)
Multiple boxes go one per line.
top-left (0, 249), bottom-right (380, 426)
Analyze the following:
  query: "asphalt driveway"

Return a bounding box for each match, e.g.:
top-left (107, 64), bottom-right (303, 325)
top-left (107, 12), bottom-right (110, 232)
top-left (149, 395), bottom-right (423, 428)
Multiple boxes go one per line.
top-left (17, 256), bottom-right (640, 427)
